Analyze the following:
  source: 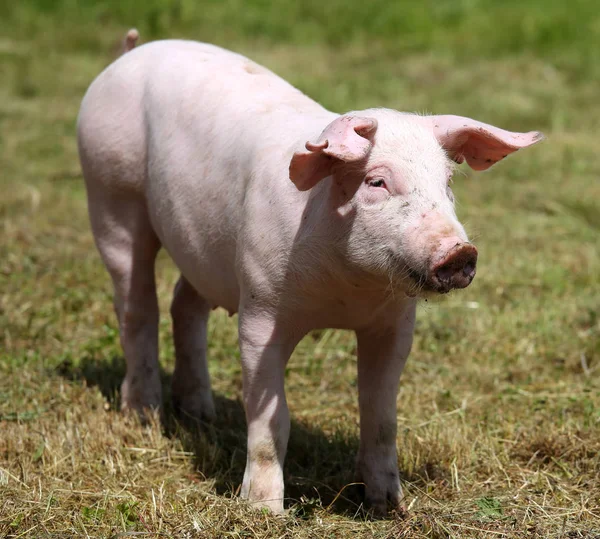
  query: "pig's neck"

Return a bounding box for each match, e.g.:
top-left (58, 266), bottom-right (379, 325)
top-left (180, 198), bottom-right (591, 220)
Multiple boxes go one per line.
top-left (278, 178), bottom-right (414, 331)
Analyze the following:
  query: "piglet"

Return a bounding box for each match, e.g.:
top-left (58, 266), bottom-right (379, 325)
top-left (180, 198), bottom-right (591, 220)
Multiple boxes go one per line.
top-left (77, 32), bottom-right (543, 515)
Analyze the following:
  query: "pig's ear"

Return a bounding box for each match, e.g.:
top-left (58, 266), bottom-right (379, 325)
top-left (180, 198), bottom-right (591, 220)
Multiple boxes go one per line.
top-left (426, 115), bottom-right (544, 171)
top-left (289, 115), bottom-right (377, 191)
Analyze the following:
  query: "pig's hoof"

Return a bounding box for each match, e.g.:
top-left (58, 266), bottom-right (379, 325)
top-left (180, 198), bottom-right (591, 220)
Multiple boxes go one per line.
top-left (243, 496), bottom-right (285, 515)
top-left (362, 478), bottom-right (404, 518)
top-left (364, 496), bottom-right (406, 519)
top-left (172, 390), bottom-right (216, 423)
top-left (241, 473), bottom-right (285, 514)
top-left (357, 460), bottom-right (404, 518)
top-left (120, 378), bottom-right (162, 422)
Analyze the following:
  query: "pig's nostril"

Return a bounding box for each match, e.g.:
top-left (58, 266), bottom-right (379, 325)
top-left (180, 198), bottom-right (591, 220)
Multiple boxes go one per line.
top-left (436, 264), bottom-right (455, 282)
top-left (432, 243), bottom-right (478, 291)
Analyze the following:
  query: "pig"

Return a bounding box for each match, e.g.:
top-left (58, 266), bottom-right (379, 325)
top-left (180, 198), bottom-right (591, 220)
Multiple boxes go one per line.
top-left (77, 32), bottom-right (543, 515)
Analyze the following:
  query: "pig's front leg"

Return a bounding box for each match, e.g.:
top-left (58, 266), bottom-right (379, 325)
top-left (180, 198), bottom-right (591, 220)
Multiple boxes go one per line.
top-left (355, 301), bottom-right (416, 516)
top-left (238, 310), bottom-right (301, 513)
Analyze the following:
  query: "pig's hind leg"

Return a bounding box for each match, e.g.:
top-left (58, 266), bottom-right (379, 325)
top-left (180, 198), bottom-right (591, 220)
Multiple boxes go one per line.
top-left (169, 276), bottom-right (216, 422)
top-left (87, 189), bottom-right (163, 417)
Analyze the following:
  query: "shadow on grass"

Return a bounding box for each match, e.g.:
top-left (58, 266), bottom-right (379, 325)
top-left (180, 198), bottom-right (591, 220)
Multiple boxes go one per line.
top-left (55, 354), bottom-right (370, 517)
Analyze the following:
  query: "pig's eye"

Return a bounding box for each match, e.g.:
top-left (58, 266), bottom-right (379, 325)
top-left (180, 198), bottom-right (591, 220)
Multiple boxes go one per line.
top-left (366, 177), bottom-right (387, 190)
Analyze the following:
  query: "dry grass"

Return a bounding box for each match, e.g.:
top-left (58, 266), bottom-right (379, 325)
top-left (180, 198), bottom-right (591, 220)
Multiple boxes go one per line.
top-left (1, 2), bottom-right (600, 537)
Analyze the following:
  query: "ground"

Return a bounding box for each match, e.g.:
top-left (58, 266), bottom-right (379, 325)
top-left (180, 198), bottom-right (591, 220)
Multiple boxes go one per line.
top-left (1, 1), bottom-right (599, 537)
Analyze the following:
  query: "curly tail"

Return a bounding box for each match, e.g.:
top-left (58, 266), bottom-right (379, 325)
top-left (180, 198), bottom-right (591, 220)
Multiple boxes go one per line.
top-left (122, 28), bottom-right (140, 54)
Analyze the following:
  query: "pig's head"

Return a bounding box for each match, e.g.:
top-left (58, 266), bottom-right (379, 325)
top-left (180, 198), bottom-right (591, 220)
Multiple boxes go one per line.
top-left (289, 109), bottom-right (543, 296)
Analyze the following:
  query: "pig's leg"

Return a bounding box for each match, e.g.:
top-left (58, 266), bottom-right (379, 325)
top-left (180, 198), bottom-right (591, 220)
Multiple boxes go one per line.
top-left (170, 276), bottom-right (216, 421)
top-left (88, 192), bottom-right (162, 416)
top-left (238, 310), bottom-right (301, 513)
top-left (355, 302), bottom-right (416, 515)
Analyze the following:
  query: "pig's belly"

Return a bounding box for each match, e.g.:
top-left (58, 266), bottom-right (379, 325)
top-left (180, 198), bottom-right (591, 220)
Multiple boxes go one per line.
top-left (171, 248), bottom-right (241, 315)
top-left (147, 194), bottom-right (242, 315)
top-left (168, 241), bottom-right (241, 315)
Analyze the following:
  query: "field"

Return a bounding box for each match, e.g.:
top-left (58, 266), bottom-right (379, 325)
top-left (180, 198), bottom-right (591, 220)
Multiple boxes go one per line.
top-left (1, 0), bottom-right (599, 537)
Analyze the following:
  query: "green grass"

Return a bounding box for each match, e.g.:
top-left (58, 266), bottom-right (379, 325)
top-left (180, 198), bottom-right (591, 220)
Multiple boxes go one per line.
top-left (1, 1), bottom-right (599, 537)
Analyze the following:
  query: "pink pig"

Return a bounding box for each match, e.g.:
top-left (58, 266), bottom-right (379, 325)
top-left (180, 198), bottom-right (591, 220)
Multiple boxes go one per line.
top-left (77, 32), bottom-right (543, 515)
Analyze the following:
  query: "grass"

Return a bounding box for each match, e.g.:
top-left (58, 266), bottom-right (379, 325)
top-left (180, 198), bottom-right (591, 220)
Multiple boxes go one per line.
top-left (1, 0), bottom-right (599, 537)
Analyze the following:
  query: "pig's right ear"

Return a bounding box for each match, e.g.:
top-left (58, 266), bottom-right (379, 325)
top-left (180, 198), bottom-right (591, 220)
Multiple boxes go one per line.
top-left (289, 115), bottom-right (377, 191)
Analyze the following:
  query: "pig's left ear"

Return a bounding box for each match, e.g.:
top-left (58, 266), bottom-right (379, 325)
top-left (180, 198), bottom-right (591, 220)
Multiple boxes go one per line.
top-left (289, 115), bottom-right (378, 191)
top-left (425, 115), bottom-right (544, 171)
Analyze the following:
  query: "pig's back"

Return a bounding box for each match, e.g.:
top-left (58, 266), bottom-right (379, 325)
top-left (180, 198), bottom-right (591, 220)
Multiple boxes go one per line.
top-left (79, 38), bottom-right (327, 196)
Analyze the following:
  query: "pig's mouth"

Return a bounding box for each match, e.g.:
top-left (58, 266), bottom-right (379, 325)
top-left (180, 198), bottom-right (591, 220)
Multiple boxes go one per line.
top-left (403, 266), bottom-right (431, 297)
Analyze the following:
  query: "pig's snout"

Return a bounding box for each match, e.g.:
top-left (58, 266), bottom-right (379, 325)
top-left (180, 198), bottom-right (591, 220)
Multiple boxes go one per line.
top-left (430, 242), bottom-right (478, 293)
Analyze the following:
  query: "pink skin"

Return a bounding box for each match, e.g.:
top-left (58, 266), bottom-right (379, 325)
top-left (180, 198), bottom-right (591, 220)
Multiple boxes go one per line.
top-left (77, 34), bottom-right (543, 516)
